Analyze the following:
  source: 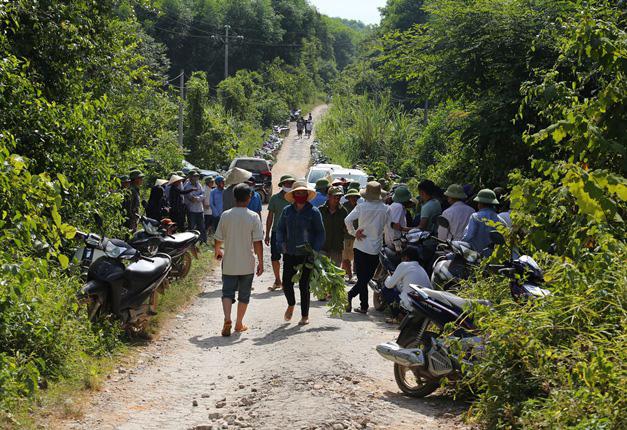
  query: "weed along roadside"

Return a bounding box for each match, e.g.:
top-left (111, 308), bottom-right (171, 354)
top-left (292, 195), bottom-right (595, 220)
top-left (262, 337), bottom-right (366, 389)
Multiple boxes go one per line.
top-left (3, 252), bottom-right (216, 429)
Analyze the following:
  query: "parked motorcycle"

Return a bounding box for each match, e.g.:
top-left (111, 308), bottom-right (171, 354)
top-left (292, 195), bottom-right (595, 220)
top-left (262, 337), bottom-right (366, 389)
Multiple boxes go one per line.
top-left (73, 215), bottom-right (172, 334)
top-left (130, 215), bottom-right (200, 280)
top-left (376, 231), bottom-right (550, 397)
top-left (369, 230), bottom-right (441, 311)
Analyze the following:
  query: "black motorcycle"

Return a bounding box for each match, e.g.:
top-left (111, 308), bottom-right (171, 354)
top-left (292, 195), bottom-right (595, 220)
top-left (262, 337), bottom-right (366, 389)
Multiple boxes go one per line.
top-left (74, 217), bottom-right (172, 334)
top-left (130, 215), bottom-right (200, 279)
top-left (376, 231), bottom-right (550, 397)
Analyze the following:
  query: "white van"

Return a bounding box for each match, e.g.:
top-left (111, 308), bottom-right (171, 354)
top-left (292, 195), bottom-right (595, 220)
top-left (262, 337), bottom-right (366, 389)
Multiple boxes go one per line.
top-left (330, 168), bottom-right (369, 188)
top-left (306, 164), bottom-right (342, 189)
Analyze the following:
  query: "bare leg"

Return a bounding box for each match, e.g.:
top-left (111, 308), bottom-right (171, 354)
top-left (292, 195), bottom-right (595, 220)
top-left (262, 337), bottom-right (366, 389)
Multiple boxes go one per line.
top-left (222, 298), bottom-right (232, 322)
top-left (272, 260), bottom-right (282, 285)
top-left (234, 303), bottom-right (248, 332)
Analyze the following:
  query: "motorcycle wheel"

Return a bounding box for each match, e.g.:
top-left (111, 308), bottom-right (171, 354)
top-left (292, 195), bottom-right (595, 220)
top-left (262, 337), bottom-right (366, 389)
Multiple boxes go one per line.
top-left (173, 252), bottom-right (192, 279)
top-left (394, 332), bottom-right (440, 398)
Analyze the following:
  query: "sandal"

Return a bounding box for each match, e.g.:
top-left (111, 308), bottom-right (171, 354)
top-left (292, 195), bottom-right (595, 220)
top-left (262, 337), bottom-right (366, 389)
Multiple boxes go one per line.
top-left (298, 318), bottom-right (309, 326)
top-left (234, 323), bottom-right (248, 333)
top-left (268, 282), bottom-right (282, 291)
top-left (221, 320), bottom-right (232, 337)
top-left (284, 306), bottom-right (295, 321)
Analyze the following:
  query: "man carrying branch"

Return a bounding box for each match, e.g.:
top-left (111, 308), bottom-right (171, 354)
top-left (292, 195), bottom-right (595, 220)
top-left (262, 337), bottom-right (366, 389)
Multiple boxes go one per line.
top-left (214, 184), bottom-right (264, 337)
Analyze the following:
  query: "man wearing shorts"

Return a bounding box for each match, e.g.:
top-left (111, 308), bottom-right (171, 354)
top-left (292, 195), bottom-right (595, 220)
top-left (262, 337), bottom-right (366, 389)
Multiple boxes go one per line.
top-left (265, 175), bottom-right (295, 290)
top-left (214, 184), bottom-right (264, 336)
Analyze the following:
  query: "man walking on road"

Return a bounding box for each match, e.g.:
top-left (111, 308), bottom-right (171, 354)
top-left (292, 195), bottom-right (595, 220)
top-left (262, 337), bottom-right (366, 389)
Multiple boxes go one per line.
top-left (214, 184), bottom-right (264, 337)
top-left (265, 175), bottom-right (296, 291)
top-left (276, 181), bottom-right (325, 326)
top-left (344, 182), bottom-right (390, 314)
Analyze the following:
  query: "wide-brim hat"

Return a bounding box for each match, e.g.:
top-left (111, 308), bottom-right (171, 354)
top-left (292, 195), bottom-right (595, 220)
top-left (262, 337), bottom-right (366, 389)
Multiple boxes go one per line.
top-left (361, 181), bottom-right (383, 201)
top-left (203, 175), bottom-right (215, 183)
top-left (392, 186), bottom-right (412, 203)
top-left (474, 188), bottom-right (500, 205)
top-left (347, 181), bottom-right (360, 191)
top-left (188, 169), bottom-right (200, 177)
top-left (224, 167), bottom-right (253, 187)
top-left (444, 184), bottom-right (467, 200)
top-left (285, 181), bottom-right (316, 203)
top-left (167, 174), bottom-right (185, 185)
top-left (279, 175), bottom-right (296, 186)
top-left (328, 186), bottom-right (344, 197)
top-left (345, 188), bottom-right (361, 198)
top-left (315, 178), bottom-right (330, 191)
top-left (129, 169), bottom-right (144, 180)
top-left (154, 179), bottom-right (168, 187)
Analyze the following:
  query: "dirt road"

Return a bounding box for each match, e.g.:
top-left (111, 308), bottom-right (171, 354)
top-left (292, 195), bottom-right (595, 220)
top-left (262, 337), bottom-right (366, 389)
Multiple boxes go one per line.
top-left (63, 105), bottom-right (466, 430)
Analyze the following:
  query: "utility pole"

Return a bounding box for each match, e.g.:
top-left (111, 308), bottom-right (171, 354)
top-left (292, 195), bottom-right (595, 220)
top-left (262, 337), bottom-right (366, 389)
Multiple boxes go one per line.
top-left (178, 70), bottom-right (184, 146)
top-left (212, 25), bottom-right (244, 80)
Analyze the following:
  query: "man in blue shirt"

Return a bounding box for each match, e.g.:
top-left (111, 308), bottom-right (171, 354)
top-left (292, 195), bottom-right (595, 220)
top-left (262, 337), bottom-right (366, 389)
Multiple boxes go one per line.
top-left (310, 178), bottom-right (330, 207)
top-left (210, 176), bottom-right (225, 232)
top-left (276, 181), bottom-right (325, 326)
top-left (245, 175), bottom-right (263, 220)
top-left (462, 189), bottom-right (505, 257)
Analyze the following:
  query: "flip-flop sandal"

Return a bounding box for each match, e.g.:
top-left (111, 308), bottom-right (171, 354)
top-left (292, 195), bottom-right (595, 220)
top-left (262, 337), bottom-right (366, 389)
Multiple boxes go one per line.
top-left (221, 321), bottom-right (232, 337)
top-left (284, 306), bottom-right (294, 321)
top-left (298, 318), bottom-right (309, 326)
top-left (234, 324), bottom-right (248, 333)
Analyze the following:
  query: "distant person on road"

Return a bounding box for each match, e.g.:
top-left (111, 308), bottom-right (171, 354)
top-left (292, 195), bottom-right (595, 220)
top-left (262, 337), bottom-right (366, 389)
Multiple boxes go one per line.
top-left (305, 113), bottom-right (313, 139)
top-left (214, 184), bottom-right (264, 337)
top-left (296, 117), bottom-right (305, 139)
top-left (265, 175), bottom-right (296, 291)
top-left (276, 181), bottom-right (325, 326)
top-left (344, 181), bottom-right (391, 314)
top-left (209, 176), bottom-right (225, 231)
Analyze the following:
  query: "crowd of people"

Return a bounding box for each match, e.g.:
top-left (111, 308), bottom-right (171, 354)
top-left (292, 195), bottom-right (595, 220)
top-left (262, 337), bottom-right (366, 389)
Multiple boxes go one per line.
top-left (118, 166), bottom-right (510, 336)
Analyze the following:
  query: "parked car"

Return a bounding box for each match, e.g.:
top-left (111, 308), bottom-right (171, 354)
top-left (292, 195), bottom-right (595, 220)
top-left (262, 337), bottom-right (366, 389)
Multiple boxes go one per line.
top-left (228, 157), bottom-right (272, 203)
top-left (306, 164), bottom-right (341, 189)
top-left (330, 168), bottom-right (369, 188)
top-left (182, 160), bottom-right (219, 179)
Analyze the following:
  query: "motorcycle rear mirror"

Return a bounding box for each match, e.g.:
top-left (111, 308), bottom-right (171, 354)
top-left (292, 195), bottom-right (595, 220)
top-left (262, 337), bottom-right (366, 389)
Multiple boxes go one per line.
top-left (490, 231), bottom-right (506, 245)
top-left (436, 215), bottom-right (450, 229)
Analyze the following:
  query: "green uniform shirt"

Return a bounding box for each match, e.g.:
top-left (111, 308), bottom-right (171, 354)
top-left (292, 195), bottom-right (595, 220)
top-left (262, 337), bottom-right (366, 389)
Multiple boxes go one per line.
top-left (319, 204), bottom-right (348, 252)
top-left (420, 198), bottom-right (442, 235)
top-left (268, 191), bottom-right (290, 232)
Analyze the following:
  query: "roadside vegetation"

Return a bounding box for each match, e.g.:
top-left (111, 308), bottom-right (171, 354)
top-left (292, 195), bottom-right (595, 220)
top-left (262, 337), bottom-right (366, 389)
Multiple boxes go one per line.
top-left (317, 1), bottom-right (626, 427)
top-left (0, 0), bottom-right (364, 422)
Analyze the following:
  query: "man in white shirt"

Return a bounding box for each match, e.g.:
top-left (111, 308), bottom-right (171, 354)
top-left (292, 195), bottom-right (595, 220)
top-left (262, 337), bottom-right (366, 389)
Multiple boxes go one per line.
top-left (438, 184), bottom-right (475, 241)
top-left (384, 186), bottom-right (413, 250)
top-left (184, 171), bottom-right (206, 244)
top-left (382, 247), bottom-right (432, 322)
top-left (214, 184), bottom-right (264, 337)
top-left (344, 181), bottom-right (391, 313)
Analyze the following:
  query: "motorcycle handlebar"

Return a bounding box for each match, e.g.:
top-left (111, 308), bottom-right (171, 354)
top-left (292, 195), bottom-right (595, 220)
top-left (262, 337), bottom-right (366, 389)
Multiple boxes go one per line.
top-left (140, 255), bottom-right (155, 263)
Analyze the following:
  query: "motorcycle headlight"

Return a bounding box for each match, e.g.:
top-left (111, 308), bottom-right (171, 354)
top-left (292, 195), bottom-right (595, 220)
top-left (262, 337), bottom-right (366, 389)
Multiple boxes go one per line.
top-left (104, 240), bottom-right (122, 258)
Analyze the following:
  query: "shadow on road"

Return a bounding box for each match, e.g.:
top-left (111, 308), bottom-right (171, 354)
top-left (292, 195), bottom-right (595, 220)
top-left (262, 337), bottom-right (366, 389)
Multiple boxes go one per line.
top-left (188, 333), bottom-right (247, 349)
top-left (251, 323), bottom-right (339, 346)
top-left (378, 389), bottom-right (469, 419)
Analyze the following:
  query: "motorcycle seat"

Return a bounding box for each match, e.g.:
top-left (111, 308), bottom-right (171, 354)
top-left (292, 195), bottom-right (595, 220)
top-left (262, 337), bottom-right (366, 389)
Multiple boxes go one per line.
top-left (419, 287), bottom-right (491, 310)
top-left (162, 231), bottom-right (199, 246)
top-left (124, 256), bottom-right (170, 290)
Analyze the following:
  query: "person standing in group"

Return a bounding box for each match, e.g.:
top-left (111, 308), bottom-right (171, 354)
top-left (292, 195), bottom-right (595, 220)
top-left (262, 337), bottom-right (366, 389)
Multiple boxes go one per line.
top-left (276, 181), bottom-right (325, 326)
top-left (437, 184), bottom-right (474, 241)
top-left (414, 180), bottom-right (442, 235)
top-left (344, 181), bottom-right (390, 314)
top-left (223, 167), bottom-right (252, 212)
top-left (146, 178), bottom-right (168, 221)
top-left (210, 176), bottom-right (225, 232)
top-left (384, 186), bottom-right (413, 251)
top-left (265, 175), bottom-right (296, 291)
top-left (311, 178), bottom-right (330, 207)
top-left (245, 175), bottom-right (263, 221)
top-left (319, 186), bottom-right (348, 267)
top-left (184, 171), bottom-right (207, 244)
top-left (167, 174), bottom-right (187, 229)
top-left (341, 187), bottom-right (360, 282)
top-left (296, 117), bottom-right (305, 139)
top-left (305, 113), bottom-right (313, 139)
top-left (462, 189), bottom-right (505, 257)
top-left (125, 170), bottom-right (144, 231)
top-left (214, 184), bottom-right (264, 337)
top-left (202, 176), bottom-right (215, 236)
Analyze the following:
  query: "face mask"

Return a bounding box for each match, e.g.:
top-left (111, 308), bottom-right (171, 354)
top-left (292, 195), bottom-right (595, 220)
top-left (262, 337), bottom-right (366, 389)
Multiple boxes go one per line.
top-left (282, 186), bottom-right (292, 193)
top-left (293, 194), bottom-right (308, 204)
